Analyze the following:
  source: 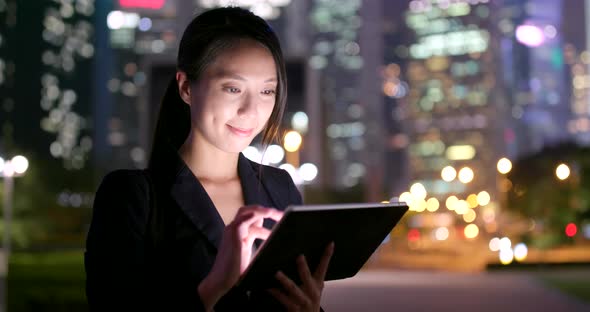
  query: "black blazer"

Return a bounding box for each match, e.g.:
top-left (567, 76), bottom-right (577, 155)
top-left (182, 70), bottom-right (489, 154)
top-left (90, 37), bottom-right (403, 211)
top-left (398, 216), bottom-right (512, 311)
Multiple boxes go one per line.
top-left (85, 142), bottom-right (302, 311)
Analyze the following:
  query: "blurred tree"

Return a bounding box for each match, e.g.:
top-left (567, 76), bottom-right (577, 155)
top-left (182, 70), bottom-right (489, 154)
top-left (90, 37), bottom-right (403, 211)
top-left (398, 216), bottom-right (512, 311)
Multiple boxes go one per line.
top-left (505, 143), bottom-right (590, 248)
top-left (0, 150), bottom-right (95, 250)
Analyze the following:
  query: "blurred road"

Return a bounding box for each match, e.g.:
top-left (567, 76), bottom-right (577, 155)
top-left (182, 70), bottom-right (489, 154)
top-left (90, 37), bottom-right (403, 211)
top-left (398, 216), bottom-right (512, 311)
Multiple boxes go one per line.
top-left (320, 270), bottom-right (590, 312)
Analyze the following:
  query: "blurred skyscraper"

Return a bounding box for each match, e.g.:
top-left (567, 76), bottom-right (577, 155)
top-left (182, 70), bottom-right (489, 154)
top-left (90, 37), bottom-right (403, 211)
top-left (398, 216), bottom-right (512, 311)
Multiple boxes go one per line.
top-left (305, 0), bottom-right (389, 201)
top-left (500, 0), bottom-right (570, 156)
top-left (396, 0), bottom-right (509, 223)
top-left (0, 0), bottom-right (96, 170)
top-left (93, 0), bottom-right (182, 172)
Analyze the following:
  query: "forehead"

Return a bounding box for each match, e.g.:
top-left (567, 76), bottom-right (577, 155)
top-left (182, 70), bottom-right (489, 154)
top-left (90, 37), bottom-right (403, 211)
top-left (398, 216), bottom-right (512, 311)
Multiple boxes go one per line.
top-left (205, 39), bottom-right (277, 81)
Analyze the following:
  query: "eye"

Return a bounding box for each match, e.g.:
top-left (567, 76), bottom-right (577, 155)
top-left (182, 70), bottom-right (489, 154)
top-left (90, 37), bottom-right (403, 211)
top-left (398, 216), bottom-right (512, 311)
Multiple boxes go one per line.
top-left (261, 89), bottom-right (276, 96)
top-left (224, 87), bottom-right (241, 94)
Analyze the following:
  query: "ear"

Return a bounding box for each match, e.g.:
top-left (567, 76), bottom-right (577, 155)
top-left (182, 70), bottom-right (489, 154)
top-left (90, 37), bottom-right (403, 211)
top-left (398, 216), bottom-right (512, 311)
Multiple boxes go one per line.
top-left (176, 71), bottom-right (191, 105)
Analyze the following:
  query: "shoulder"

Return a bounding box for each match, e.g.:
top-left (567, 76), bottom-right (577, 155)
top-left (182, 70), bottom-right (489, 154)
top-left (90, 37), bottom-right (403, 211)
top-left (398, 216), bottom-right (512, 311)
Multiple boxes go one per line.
top-left (250, 161), bottom-right (292, 183)
top-left (91, 169), bottom-right (152, 232)
top-left (94, 169), bottom-right (151, 204)
top-left (248, 160), bottom-right (303, 206)
top-left (99, 169), bottom-right (149, 190)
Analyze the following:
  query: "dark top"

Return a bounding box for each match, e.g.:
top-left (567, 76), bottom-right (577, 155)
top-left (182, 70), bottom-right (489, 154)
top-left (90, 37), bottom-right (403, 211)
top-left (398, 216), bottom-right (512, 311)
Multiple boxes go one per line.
top-left (85, 141), bottom-right (302, 311)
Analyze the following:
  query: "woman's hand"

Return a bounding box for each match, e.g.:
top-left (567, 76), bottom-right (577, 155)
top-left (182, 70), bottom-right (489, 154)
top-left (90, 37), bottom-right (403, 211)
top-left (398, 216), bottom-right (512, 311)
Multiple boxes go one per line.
top-left (198, 205), bottom-right (283, 310)
top-left (268, 242), bottom-right (335, 312)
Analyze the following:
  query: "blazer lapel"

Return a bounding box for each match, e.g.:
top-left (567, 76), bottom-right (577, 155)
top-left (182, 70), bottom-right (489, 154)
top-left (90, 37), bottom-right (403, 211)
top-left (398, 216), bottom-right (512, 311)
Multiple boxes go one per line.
top-left (238, 153), bottom-right (281, 231)
top-left (170, 166), bottom-right (225, 250)
top-left (238, 153), bottom-right (274, 209)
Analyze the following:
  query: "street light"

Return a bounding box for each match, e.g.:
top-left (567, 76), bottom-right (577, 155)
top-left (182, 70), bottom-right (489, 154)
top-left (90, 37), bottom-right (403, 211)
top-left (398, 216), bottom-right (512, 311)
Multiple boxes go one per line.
top-left (0, 155), bottom-right (28, 312)
top-left (0, 155), bottom-right (29, 258)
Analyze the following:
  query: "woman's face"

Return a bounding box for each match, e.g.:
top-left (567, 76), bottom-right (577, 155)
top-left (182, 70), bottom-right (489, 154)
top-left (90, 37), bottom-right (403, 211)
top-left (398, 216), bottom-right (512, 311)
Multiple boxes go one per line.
top-left (184, 39), bottom-right (278, 154)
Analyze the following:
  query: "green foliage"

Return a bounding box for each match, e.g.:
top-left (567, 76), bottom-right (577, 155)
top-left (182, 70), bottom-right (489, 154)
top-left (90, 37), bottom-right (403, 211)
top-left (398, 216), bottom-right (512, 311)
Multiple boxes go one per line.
top-left (505, 143), bottom-right (590, 248)
top-left (0, 152), bottom-right (97, 250)
top-left (7, 251), bottom-right (88, 311)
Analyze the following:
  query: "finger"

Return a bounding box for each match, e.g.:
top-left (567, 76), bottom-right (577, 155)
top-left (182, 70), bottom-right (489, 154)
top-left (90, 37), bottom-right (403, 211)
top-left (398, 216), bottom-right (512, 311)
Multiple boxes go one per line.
top-left (275, 271), bottom-right (311, 308)
top-left (296, 255), bottom-right (314, 287)
top-left (229, 212), bottom-right (255, 238)
top-left (244, 226), bottom-right (272, 245)
top-left (267, 288), bottom-right (300, 311)
top-left (238, 205), bottom-right (284, 222)
top-left (232, 207), bottom-right (281, 234)
top-left (313, 242), bottom-right (335, 282)
top-left (296, 255), bottom-right (320, 300)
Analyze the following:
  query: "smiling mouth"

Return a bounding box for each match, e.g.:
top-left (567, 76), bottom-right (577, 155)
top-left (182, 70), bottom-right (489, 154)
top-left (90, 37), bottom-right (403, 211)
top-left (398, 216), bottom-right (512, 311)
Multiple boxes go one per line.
top-left (227, 124), bottom-right (254, 137)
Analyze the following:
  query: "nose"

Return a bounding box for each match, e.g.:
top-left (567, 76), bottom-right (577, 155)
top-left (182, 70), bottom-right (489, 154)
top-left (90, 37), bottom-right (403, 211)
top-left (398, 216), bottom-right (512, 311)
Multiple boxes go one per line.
top-left (237, 93), bottom-right (257, 119)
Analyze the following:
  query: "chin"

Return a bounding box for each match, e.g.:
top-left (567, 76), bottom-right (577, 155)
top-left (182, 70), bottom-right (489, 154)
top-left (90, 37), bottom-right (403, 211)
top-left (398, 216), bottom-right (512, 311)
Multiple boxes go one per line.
top-left (220, 138), bottom-right (254, 154)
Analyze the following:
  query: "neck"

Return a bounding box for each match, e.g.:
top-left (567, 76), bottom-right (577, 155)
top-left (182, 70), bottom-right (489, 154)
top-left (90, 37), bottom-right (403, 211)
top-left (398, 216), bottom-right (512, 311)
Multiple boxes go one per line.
top-left (179, 132), bottom-right (240, 183)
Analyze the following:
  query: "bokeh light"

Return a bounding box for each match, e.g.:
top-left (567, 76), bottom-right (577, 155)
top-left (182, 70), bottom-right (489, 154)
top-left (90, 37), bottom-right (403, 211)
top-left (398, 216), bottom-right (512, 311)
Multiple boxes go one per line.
top-left (515, 24), bottom-right (545, 47)
top-left (11, 155), bottom-right (29, 174)
top-left (455, 200), bottom-right (469, 215)
top-left (434, 227), bottom-right (449, 241)
top-left (477, 191), bottom-right (491, 206)
top-left (466, 194), bottom-right (478, 208)
top-left (500, 237), bottom-right (512, 250)
top-left (513, 243), bottom-right (528, 262)
top-left (426, 198), bottom-right (440, 212)
top-left (299, 163), bottom-right (318, 182)
top-left (497, 157), bottom-right (512, 174)
top-left (242, 146), bottom-right (262, 163)
top-left (565, 223), bottom-right (577, 237)
top-left (446, 195), bottom-right (458, 211)
top-left (462, 209), bottom-right (476, 223)
top-left (555, 163), bottom-right (571, 180)
top-left (399, 192), bottom-right (413, 207)
top-left (283, 130), bottom-right (303, 152)
top-left (458, 167), bottom-right (474, 183)
top-left (441, 166), bottom-right (457, 182)
top-left (499, 248), bottom-right (514, 265)
top-left (408, 229), bottom-right (420, 242)
top-left (291, 111), bottom-right (309, 134)
top-left (489, 237), bottom-right (500, 251)
top-left (464, 224), bottom-right (479, 239)
top-left (263, 144), bottom-right (285, 164)
top-left (413, 198), bottom-right (427, 212)
top-left (410, 182), bottom-right (427, 200)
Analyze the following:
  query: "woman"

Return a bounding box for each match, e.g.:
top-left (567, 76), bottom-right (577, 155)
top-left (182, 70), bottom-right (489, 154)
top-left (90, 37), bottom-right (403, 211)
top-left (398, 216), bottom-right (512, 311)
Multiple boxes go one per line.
top-left (85, 7), bottom-right (333, 312)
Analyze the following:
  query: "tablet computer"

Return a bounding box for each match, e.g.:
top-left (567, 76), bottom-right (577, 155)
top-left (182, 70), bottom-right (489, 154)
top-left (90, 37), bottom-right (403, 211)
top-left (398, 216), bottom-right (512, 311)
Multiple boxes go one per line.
top-left (238, 202), bottom-right (408, 290)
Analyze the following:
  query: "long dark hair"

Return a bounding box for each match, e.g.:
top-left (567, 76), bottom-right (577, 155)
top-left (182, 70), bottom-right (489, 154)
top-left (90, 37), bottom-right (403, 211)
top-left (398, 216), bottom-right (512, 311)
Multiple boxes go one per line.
top-left (150, 7), bottom-right (287, 162)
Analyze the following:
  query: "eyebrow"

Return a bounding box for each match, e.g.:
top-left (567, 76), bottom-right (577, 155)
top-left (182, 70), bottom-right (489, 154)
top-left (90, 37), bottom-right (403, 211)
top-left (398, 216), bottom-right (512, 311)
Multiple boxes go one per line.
top-left (214, 71), bottom-right (277, 83)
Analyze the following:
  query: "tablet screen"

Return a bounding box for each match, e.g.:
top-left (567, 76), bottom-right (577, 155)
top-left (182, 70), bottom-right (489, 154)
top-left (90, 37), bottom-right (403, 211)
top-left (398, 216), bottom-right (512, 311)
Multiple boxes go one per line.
top-left (238, 202), bottom-right (408, 290)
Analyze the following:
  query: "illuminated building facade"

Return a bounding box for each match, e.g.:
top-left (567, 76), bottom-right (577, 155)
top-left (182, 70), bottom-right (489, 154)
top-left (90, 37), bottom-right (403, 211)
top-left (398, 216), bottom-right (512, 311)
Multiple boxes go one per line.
top-left (306, 0), bottom-right (385, 197)
top-left (94, 0), bottom-right (182, 171)
top-left (499, 0), bottom-right (570, 156)
top-left (564, 0), bottom-right (590, 145)
top-left (399, 0), bottom-right (508, 216)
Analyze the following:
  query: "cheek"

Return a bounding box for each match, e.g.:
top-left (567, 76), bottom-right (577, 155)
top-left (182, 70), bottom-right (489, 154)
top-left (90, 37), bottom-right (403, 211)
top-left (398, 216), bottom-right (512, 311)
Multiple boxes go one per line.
top-left (261, 101), bottom-right (275, 121)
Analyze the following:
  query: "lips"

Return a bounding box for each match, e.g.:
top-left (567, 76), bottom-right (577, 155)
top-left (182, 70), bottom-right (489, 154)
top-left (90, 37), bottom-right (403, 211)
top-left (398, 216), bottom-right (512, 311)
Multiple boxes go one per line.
top-left (227, 124), bottom-right (254, 137)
